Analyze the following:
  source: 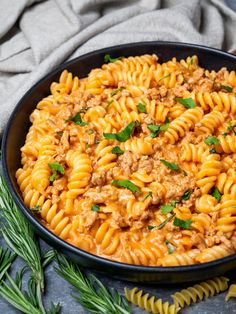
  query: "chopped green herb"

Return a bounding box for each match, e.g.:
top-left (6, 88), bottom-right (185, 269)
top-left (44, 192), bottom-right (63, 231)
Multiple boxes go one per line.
top-left (104, 54), bottom-right (123, 63)
top-left (112, 179), bottom-right (140, 194)
top-left (220, 85), bottom-right (233, 93)
top-left (170, 200), bottom-right (179, 207)
top-left (175, 97), bottom-right (196, 109)
top-left (174, 217), bottom-right (192, 229)
top-left (30, 205), bottom-right (41, 213)
top-left (85, 143), bottom-right (89, 151)
top-left (67, 112), bottom-right (88, 126)
top-left (181, 189), bottom-right (193, 201)
top-left (209, 148), bottom-right (217, 154)
top-left (160, 117), bottom-right (170, 132)
top-left (147, 213), bottom-right (176, 231)
top-left (48, 162), bottom-right (65, 182)
top-left (142, 191), bottom-right (153, 202)
top-left (111, 87), bottom-right (125, 97)
top-left (105, 100), bottom-right (114, 110)
top-left (87, 129), bottom-right (94, 135)
top-left (189, 57), bottom-right (194, 65)
top-left (158, 74), bottom-right (171, 81)
top-left (204, 136), bottom-right (219, 146)
top-left (147, 124), bottom-right (161, 138)
top-left (137, 103), bottom-right (146, 113)
top-left (160, 204), bottom-right (174, 215)
top-left (103, 121), bottom-right (135, 142)
top-left (157, 214), bottom-right (176, 230)
top-left (222, 121), bottom-right (236, 136)
top-left (91, 204), bottom-right (100, 212)
top-left (211, 187), bottom-right (221, 202)
top-left (160, 159), bottom-right (180, 171)
top-left (165, 240), bottom-right (175, 254)
top-left (111, 146), bottom-right (124, 155)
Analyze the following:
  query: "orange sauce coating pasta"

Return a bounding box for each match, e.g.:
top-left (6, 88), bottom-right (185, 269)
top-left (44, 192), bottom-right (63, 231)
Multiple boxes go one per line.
top-left (16, 54), bottom-right (236, 266)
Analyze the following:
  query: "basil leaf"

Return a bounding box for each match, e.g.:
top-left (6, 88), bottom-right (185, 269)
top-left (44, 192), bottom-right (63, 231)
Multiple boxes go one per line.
top-left (204, 136), bottom-right (219, 146)
top-left (170, 200), bottom-right (179, 207)
top-left (112, 180), bottom-right (140, 194)
top-left (181, 189), bottom-right (193, 201)
top-left (103, 121), bottom-right (135, 142)
top-left (104, 54), bottom-right (123, 63)
top-left (165, 240), bottom-right (175, 254)
top-left (147, 124), bottom-right (161, 138)
top-left (147, 213), bottom-right (176, 231)
top-left (48, 162), bottom-right (65, 182)
top-left (85, 143), bottom-right (89, 151)
top-left (173, 217), bottom-right (192, 229)
top-left (111, 87), bottom-right (125, 96)
top-left (160, 159), bottom-right (180, 171)
top-left (160, 204), bottom-right (174, 215)
top-left (67, 112), bottom-right (88, 126)
top-left (91, 204), bottom-right (100, 212)
top-left (211, 187), bottom-right (221, 202)
top-left (175, 97), bottom-right (196, 109)
top-left (30, 205), bottom-right (42, 213)
top-left (220, 85), bottom-right (233, 93)
top-left (142, 191), bottom-right (153, 202)
top-left (111, 146), bottom-right (124, 155)
top-left (137, 103), bottom-right (146, 113)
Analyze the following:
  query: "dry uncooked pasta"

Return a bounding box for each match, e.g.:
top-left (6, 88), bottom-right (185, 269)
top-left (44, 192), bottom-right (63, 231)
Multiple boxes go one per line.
top-left (16, 53), bottom-right (236, 266)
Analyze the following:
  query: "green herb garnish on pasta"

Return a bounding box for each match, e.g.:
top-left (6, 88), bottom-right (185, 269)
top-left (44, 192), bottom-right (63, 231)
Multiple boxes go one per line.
top-left (112, 179), bottom-right (140, 194)
top-left (104, 121), bottom-right (135, 142)
top-left (175, 97), bottom-right (196, 108)
top-left (48, 162), bottom-right (65, 182)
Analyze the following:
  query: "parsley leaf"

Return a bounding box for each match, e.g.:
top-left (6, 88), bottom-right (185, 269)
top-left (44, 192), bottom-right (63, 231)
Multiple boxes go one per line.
top-left (160, 117), bottom-right (170, 131)
top-left (160, 204), bottom-right (174, 214)
top-left (137, 103), bottom-right (146, 113)
top-left (147, 213), bottom-right (176, 231)
top-left (48, 162), bottom-right (65, 182)
top-left (160, 159), bottom-right (180, 171)
top-left (220, 85), bottom-right (233, 93)
top-left (30, 205), bottom-right (42, 213)
top-left (173, 217), bottom-right (192, 229)
top-left (91, 204), bottom-right (100, 212)
top-left (165, 240), bottom-right (175, 254)
top-left (175, 97), bottom-right (196, 109)
top-left (204, 136), bottom-right (219, 146)
top-left (112, 180), bottom-right (140, 194)
top-left (181, 189), bottom-right (193, 201)
top-left (104, 54), bottom-right (123, 63)
top-left (67, 112), bottom-right (88, 126)
top-left (147, 124), bottom-right (161, 138)
top-left (111, 146), bottom-right (124, 155)
top-left (103, 121), bottom-right (135, 142)
top-left (142, 191), bottom-right (153, 202)
top-left (111, 87), bottom-right (125, 96)
top-left (211, 187), bottom-right (221, 202)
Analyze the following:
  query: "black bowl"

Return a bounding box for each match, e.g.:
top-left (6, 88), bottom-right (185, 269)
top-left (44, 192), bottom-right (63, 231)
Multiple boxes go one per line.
top-left (2, 41), bottom-right (236, 283)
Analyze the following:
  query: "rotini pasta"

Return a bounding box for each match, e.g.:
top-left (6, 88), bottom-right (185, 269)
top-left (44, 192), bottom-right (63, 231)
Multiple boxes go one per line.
top-left (16, 53), bottom-right (236, 266)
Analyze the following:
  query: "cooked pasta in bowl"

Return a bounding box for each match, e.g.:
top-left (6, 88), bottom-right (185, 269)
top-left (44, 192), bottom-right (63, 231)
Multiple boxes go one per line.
top-left (3, 42), bottom-right (236, 282)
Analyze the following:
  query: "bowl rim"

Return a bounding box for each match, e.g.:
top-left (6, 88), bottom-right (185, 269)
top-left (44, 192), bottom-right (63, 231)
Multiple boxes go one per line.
top-left (2, 40), bottom-right (236, 273)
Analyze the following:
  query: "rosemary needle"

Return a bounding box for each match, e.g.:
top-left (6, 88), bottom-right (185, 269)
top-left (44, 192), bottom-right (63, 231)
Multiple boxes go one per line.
top-left (55, 253), bottom-right (131, 314)
top-left (0, 246), bottom-right (16, 281)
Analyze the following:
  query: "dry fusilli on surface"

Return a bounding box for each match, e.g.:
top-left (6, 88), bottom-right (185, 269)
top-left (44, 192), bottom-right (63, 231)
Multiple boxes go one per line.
top-left (16, 53), bottom-right (236, 266)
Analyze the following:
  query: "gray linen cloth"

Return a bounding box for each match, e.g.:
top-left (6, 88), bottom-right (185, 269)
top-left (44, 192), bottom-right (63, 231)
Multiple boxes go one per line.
top-left (0, 0), bottom-right (236, 133)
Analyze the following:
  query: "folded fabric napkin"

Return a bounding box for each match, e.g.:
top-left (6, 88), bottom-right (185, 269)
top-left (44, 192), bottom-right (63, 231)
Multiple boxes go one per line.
top-left (0, 0), bottom-right (236, 132)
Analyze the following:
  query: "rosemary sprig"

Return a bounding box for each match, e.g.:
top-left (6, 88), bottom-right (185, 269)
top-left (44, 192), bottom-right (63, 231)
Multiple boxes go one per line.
top-left (0, 246), bottom-right (16, 281)
top-left (0, 271), bottom-right (60, 314)
top-left (0, 176), bottom-right (44, 290)
top-left (55, 253), bottom-right (131, 314)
